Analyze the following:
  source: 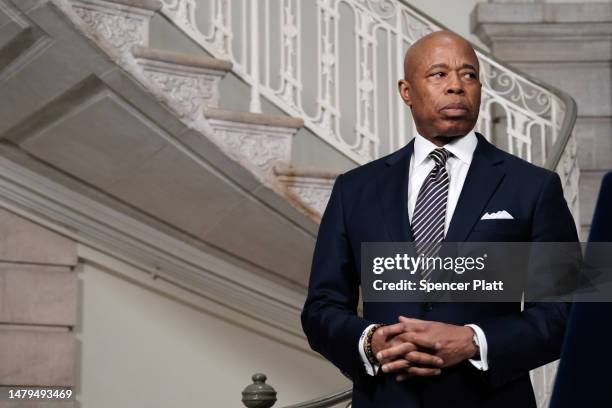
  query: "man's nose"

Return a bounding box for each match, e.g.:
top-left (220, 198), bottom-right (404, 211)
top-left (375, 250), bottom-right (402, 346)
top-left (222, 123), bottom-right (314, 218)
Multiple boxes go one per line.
top-left (445, 72), bottom-right (464, 94)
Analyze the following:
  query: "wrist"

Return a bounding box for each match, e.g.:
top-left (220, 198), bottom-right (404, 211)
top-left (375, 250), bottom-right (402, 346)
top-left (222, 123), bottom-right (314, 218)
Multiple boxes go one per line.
top-left (364, 324), bottom-right (384, 365)
top-left (465, 326), bottom-right (479, 358)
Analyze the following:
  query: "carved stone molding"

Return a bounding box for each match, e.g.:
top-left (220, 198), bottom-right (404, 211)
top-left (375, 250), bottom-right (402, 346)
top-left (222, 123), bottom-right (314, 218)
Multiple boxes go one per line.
top-left (206, 118), bottom-right (295, 174)
top-left (274, 168), bottom-right (337, 215)
top-left (133, 47), bottom-right (230, 120)
top-left (286, 182), bottom-right (332, 216)
top-left (71, 0), bottom-right (158, 54)
top-left (204, 109), bottom-right (301, 175)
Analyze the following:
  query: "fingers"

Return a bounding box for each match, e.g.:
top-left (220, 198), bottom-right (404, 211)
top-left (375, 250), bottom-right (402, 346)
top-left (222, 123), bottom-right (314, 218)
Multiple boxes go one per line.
top-left (381, 358), bottom-right (411, 374)
top-left (388, 335), bottom-right (409, 348)
top-left (387, 330), bottom-right (421, 348)
top-left (405, 351), bottom-right (444, 368)
top-left (407, 333), bottom-right (442, 352)
top-left (372, 322), bottom-right (409, 359)
top-left (393, 332), bottom-right (421, 344)
top-left (398, 315), bottom-right (428, 332)
top-left (389, 331), bottom-right (441, 352)
top-left (381, 351), bottom-right (444, 373)
top-left (377, 333), bottom-right (441, 366)
top-left (380, 348), bottom-right (444, 373)
top-left (398, 316), bottom-right (425, 324)
top-left (395, 367), bottom-right (443, 382)
top-left (376, 342), bottom-right (416, 365)
top-left (391, 353), bottom-right (444, 381)
top-left (375, 322), bottom-right (405, 340)
top-left (406, 366), bottom-right (442, 377)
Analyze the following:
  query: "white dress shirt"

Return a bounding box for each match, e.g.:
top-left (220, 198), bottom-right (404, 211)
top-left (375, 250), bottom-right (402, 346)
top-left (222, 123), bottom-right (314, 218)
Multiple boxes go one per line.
top-left (358, 130), bottom-right (489, 376)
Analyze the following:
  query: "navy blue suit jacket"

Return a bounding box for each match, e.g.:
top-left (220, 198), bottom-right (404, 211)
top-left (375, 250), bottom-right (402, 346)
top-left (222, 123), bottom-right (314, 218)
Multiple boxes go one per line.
top-left (301, 133), bottom-right (579, 407)
top-left (550, 171), bottom-right (612, 407)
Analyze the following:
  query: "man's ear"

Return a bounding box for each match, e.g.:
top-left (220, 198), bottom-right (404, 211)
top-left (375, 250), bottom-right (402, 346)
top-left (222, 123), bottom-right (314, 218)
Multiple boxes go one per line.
top-left (398, 79), bottom-right (412, 107)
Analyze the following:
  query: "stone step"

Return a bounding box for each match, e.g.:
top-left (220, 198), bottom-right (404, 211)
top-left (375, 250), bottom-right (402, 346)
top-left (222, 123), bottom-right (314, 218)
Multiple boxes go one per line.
top-left (133, 46), bottom-right (232, 116)
top-left (274, 165), bottom-right (339, 215)
top-left (205, 108), bottom-right (304, 173)
top-left (71, 0), bottom-right (162, 53)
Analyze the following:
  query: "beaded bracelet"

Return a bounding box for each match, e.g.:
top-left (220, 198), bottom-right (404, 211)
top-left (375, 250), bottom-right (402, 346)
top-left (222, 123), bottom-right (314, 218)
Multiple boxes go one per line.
top-left (364, 324), bottom-right (385, 365)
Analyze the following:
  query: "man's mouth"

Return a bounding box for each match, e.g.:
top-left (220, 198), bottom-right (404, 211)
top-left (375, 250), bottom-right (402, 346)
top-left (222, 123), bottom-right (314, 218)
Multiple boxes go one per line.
top-left (440, 102), bottom-right (469, 117)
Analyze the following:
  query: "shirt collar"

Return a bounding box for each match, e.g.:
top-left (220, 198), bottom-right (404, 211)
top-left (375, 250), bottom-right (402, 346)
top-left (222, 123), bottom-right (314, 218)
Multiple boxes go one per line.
top-left (413, 129), bottom-right (478, 166)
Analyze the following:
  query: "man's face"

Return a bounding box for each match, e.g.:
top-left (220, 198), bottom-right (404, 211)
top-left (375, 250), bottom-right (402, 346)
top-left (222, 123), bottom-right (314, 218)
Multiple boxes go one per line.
top-left (398, 36), bottom-right (481, 142)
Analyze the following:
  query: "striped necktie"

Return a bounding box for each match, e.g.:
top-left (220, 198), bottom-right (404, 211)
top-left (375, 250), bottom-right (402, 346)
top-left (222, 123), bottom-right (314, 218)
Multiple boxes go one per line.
top-left (411, 148), bottom-right (451, 280)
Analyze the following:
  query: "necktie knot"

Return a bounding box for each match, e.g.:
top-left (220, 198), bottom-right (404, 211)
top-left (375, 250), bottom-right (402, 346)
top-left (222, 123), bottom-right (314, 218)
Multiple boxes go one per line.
top-left (429, 148), bottom-right (450, 167)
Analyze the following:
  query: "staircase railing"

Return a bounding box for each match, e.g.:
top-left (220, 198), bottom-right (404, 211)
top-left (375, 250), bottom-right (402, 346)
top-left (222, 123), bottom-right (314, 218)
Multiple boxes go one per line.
top-left (241, 373), bottom-right (351, 408)
top-left (158, 0), bottom-right (579, 223)
top-left (159, 0), bottom-right (575, 177)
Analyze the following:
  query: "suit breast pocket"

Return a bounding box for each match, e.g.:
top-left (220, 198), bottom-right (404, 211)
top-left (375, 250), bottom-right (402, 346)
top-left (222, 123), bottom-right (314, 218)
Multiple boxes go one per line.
top-left (471, 219), bottom-right (529, 239)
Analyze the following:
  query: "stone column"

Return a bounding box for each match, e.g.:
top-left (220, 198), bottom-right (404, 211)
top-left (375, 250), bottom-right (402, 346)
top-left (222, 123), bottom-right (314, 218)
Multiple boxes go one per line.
top-left (0, 208), bottom-right (78, 407)
top-left (471, 0), bottom-right (612, 238)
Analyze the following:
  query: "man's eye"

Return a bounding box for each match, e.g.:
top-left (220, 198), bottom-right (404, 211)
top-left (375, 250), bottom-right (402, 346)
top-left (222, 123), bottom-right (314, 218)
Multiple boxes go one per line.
top-left (431, 72), bottom-right (445, 78)
top-left (464, 72), bottom-right (477, 79)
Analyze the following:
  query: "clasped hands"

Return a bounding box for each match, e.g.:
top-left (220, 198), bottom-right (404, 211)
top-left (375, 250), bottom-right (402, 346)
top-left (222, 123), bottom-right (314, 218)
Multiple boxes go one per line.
top-left (372, 316), bottom-right (478, 381)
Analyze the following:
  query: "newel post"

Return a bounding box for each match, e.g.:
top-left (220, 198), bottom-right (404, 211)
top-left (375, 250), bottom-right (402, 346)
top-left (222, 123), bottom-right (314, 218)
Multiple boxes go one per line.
top-left (241, 373), bottom-right (277, 407)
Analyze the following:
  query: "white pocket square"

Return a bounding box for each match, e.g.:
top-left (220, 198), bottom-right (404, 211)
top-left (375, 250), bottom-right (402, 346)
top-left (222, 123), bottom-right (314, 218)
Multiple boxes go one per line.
top-left (481, 210), bottom-right (514, 220)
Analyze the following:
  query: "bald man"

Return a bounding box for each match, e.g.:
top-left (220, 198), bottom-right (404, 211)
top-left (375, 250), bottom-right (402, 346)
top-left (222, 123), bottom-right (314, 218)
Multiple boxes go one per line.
top-left (302, 31), bottom-right (578, 407)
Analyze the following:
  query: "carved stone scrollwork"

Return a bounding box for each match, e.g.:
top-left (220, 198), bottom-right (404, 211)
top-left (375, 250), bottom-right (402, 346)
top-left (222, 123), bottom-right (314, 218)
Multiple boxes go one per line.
top-left (160, 0), bottom-right (197, 31)
top-left (71, 0), bottom-right (156, 54)
top-left (74, 8), bottom-right (141, 52)
top-left (275, 171), bottom-right (335, 215)
top-left (287, 184), bottom-right (333, 215)
top-left (135, 56), bottom-right (224, 120)
top-left (206, 120), bottom-right (295, 174)
top-left (149, 72), bottom-right (214, 116)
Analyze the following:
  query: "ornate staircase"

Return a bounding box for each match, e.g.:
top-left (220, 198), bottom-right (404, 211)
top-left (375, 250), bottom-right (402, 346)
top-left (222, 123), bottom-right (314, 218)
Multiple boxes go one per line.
top-left (0, 0), bottom-right (580, 406)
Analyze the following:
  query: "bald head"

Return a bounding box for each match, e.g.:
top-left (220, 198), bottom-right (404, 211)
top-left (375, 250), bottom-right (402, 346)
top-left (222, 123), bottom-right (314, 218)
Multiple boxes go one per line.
top-left (397, 30), bottom-right (481, 143)
top-left (404, 31), bottom-right (478, 82)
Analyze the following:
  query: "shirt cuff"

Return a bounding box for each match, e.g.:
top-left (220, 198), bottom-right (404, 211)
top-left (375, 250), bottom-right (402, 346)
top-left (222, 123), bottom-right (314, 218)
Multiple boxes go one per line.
top-left (358, 324), bottom-right (380, 376)
top-left (465, 324), bottom-right (489, 371)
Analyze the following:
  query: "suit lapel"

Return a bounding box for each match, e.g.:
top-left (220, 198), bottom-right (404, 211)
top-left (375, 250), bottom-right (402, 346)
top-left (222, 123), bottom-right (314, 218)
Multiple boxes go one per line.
top-left (377, 133), bottom-right (505, 243)
top-left (444, 133), bottom-right (506, 242)
top-left (377, 140), bottom-right (414, 242)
